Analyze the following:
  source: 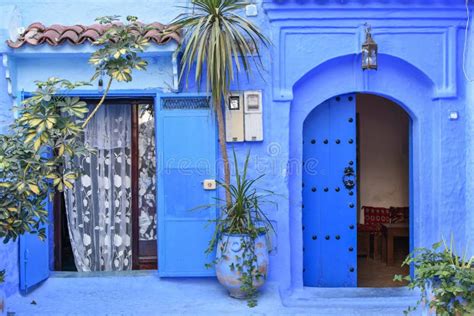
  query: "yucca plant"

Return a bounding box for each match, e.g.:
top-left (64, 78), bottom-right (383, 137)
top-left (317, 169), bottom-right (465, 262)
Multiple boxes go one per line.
top-left (171, 0), bottom-right (270, 206)
top-left (206, 150), bottom-right (275, 250)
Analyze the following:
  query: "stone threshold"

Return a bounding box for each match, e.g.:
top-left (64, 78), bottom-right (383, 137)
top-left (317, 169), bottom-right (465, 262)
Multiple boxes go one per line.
top-left (282, 286), bottom-right (421, 314)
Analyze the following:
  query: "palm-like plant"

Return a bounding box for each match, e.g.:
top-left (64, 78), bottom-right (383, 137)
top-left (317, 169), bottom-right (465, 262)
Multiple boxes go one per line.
top-left (171, 0), bottom-right (270, 206)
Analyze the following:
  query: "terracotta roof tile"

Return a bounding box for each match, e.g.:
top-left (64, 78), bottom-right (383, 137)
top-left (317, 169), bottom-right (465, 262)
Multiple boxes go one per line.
top-left (7, 22), bottom-right (181, 48)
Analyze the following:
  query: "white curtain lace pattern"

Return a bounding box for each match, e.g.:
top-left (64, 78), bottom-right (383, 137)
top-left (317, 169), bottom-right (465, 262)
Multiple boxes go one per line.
top-left (138, 106), bottom-right (157, 241)
top-left (65, 104), bottom-right (132, 272)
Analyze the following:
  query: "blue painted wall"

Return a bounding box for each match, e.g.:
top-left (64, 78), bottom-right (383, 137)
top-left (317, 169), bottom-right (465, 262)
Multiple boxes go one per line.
top-left (0, 0), bottom-right (472, 299)
top-left (0, 5), bottom-right (20, 299)
top-left (0, 241), bottom-right (19, 298)
top-left (465, 8), bottom-right (474, 263)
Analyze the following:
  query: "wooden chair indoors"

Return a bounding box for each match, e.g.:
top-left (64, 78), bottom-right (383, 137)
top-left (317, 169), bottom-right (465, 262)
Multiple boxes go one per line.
top-left (357, 206), bottom-right (391, 259)
top-left (379, 206), bottom-right (410, 265)
top-left (389, 206), bottom-right (409, 224)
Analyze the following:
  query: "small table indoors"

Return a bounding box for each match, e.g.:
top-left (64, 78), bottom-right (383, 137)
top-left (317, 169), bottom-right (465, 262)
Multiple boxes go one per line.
top-left (381, 223), bottom-right (409, 265)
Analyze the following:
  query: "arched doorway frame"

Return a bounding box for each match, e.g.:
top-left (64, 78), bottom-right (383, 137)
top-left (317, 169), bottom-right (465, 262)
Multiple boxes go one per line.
top-left (288, 53), bottom-right (436, 289)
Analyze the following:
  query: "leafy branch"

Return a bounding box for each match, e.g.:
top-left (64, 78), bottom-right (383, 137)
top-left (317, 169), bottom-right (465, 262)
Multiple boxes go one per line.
top-left (83, 15), bottom-right (150, 127)
top-left (0, 15), bottom-right (152, 245)
top-left (394, 238), bottom-right (474, 315)
top-left (0, 78), bottom-right (90, 243)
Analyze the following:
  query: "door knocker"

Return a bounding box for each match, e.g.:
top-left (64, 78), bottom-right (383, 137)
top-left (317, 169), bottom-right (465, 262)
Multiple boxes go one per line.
top-left (342, 166), bottom-right (356, 190)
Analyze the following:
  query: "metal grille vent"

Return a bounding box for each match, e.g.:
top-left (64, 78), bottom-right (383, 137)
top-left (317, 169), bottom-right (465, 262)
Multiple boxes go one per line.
top-left (161, 97), bottom-right (210, 110)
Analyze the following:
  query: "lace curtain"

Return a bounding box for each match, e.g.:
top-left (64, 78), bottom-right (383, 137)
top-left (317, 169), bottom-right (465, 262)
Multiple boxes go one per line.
top-left (65, 104), bottom-right (132, 272)
top-left (138, 106), bottom-right (157, 241)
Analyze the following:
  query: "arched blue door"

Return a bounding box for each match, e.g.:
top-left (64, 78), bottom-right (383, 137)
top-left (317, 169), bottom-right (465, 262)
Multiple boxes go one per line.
top-left (302, 94), bottom-right (357, 287)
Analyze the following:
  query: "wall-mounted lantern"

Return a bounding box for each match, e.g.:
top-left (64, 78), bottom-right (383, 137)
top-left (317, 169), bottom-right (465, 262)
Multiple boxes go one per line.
top-left (362, 24), bottom-right (378, 70)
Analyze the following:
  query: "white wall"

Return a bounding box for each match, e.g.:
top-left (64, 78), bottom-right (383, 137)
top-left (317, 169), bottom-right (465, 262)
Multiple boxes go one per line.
top-left (357, 94), bottom-right (409, 222)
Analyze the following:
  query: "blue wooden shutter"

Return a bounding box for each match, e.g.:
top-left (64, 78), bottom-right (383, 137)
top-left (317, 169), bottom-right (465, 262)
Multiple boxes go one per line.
top-left (303, 94), bottom-right (357, 287)
top-left (156, 95), bottom-right (217, 276)
top-left (19, 199), bottom-right (51, 292)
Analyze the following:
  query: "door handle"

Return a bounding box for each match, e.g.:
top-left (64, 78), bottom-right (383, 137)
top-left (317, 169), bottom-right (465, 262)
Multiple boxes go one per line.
top-left (342, 166), bottom-right (356, 190)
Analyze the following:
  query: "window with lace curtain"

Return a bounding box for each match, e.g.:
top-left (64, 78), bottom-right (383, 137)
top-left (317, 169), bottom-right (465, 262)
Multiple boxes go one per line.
top-left (56, 100), bottom-right (157, 271)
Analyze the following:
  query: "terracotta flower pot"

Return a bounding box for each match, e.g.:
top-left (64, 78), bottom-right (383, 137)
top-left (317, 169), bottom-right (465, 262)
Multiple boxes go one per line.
top-left (215, 233), bottom-right (269, 299)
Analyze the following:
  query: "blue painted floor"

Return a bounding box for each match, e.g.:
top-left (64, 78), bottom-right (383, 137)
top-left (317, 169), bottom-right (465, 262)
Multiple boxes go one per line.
top-left (5, 271), bottom-right (420, 315)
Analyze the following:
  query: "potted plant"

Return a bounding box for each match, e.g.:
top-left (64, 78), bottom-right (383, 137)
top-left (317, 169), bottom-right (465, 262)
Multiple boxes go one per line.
top-left (205, 150), bottom-right (274, 307)
top-left (394, 238), bottom-right (474, 315)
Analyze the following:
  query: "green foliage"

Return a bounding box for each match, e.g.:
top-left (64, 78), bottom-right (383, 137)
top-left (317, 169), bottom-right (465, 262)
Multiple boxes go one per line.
top-left (394, 238), bottom-right (474, 315)
top-left (205, 150), bottom-right (275, 307)
top-left (233, 237), bottom-right (263, 308)
top-left (0, 78), bottom-right (90, 243)
top-left (89, 15), bottom-right (149, 83)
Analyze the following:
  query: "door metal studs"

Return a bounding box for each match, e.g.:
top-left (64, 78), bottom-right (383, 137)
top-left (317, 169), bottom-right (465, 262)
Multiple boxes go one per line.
top-left (335, 139), bottom-right (340, 144)
top-left (349, 267), bottom-right (355, 272)
top-left (325, 235), bottom-right (330, 240)
top-left (312, 235), bottom-right (317, 240)
top-left (312, 187), bottom-right (316, 192)
top-left (349, 203), bottom-right (355, 208)
top-left (335, 235), bottom-right (341, 240)
top-left (348, 247), bottom-right (354, 252)
top-left (311, 139), bottom-right (316, 144)
top-left (335, 187), bottom-right (340, 192)
top-left (324, 187), bottom-right (329, 192)
top-left (323, 139), bottom-right (328, 144)
top-left (348, 139), bottom-right (354, 144)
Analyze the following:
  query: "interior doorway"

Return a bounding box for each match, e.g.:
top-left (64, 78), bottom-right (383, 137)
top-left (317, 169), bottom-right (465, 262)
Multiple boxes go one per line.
top-left (54, 99), bottom-right (157, 271)
top-left (302, 93), bottom-right (410, 288)
top-left (356, 94), bottom-right (410, 287)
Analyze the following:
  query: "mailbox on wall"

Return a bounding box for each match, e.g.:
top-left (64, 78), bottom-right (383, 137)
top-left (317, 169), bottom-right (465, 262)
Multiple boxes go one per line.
top-left (225, 92), bottom-right (245, 142)
top-left (244, 90), bottom-right (263, 141)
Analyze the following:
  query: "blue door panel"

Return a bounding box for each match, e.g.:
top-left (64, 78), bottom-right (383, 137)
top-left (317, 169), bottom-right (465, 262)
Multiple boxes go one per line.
top-left (161, 221), bottom-right (215, 276)
top-left (303, 94), bottom-right (357, 287)
top-left (156, 96), bottom-right (217, 277)
top-left (19, 198), bottom-right (52, 293)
